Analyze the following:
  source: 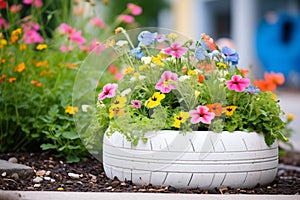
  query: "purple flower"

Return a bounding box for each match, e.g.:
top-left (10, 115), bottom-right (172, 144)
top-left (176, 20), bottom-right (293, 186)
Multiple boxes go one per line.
top-left (98, 83), bottom-right (118, 100)
top-left (222, 46), bottom-right (239, 65)
top-left (225, 75), bottom-right (250, 92)
top-left (155, 71), bottom-right (178, 93)
top-left (131, 100), bottom-right (141, 108)
top-left (245, 85), bottom-right (260, 94)
top-left (137, 31), bottom-right (158, 46)
top-left (163, 43), bottom-right (188, 58)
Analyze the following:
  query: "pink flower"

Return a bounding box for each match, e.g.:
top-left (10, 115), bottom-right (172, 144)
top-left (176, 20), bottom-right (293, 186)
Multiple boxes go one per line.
top-left (90, 17), bottom-right (105, 28)
top-left (22, 22), bottom-right (44, 44)
top-left (155, 71), bottom-right (178, 93)
top-left (117, 14), bottom-right (134, 24)
top-left (127, 3), bottom-right (142, 16)
top-left (23, 0), bottom-right (42, 7)
top-left (60, 45), bottom-right (74, 52)
top-left (60, 23), bottom-right (75, 35)
top-left (225, 75), bottom-right (250, 92)
top-left (10, 4), bottom-right (23, 13)
top-left (98, 83), bottom-right (118, 100)
top-left (189, 106), bottom-right (215, 124)
top-left (70, 31), bottom-right (86, 45)
top-left (163, 43), bottom-right (188, 58)
top-left (80, 39), bottom-right (105, 54)
top-left (131, 100), bottom-right (141, 108)
top-left (0, 17), bottom-right (9, 29)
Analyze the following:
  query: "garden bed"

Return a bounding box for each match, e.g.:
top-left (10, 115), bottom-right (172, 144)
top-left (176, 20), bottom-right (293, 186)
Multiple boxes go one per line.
top-left (0, 151), bottom-right (299, 194)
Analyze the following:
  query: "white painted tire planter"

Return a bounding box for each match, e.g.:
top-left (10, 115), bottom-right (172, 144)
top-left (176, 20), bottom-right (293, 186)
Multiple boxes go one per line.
top-left (103, 131), bottom-right (278, 189)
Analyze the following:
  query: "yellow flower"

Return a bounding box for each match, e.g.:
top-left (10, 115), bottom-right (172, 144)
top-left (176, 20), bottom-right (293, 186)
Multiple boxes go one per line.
top-left (139, 64), bottom-right (150, 71)
top-left (287, 113), bottom-right (294, 122)
top-left (217, 62), bottom-right (227, 69)
top-left (36, 44), bottom-right (48, 50)
top-left (109, 106), bottom-right (125, 119)
top-left (195, 90), bottom-right (200, 98)
top-left (123, 67), bottom-right (135, 75)
top-left (35, 60), bottom-right (49, 68)
top-left (151, 55), bottom-right (165, 67)
top-left (224, 106), bottom-right (237, 116)
top-left (167, 33), bottom-right (178, 39)
top-left (0, 39), bottom-right (7, 49)
top-left (65, 106), bottom-right (79, 114)
top-left (14, 62), bottom-right (26, 73)
top-left (19, 44), bottom-right (27, 51)
top-left (0, 57), bottom-right (6, 64)
top-left (145, 92), bottom-right (165, 108)
top-left (104, 39), bottom-right (115, 48)
top-left (10, 28), bottom-right (22, 44)
top-left (111, 95), bottom-right (127, 109)
top-left (173, 112), bottom-right (190, 128)
top-left (187, 70), bottom-right (197, 76)
top-left (271, 93), bottom-right (277, 99)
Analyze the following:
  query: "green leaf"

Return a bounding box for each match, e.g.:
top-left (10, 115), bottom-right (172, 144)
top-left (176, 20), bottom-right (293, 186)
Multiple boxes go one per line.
top-left (66, 155), bottom-right (80, 163)
top-left (40, 143), bottom-right (57, 150)
top-left (62, 131), bottom-right (79, 140)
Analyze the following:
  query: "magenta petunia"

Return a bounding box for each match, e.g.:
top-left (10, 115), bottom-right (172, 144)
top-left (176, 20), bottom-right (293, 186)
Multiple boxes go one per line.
top-left (98, 83), bottom-right (118, 100)
top-left (155, 71), bottom-right (178, 93)
top-left (189, 106), bottom-right (215, 124)
top-left (163, 43), bottom-right (188, 58)
top-left (225, 75), bottom-right (250, 92)
top-left (131, 100), bottom-right (141, 109)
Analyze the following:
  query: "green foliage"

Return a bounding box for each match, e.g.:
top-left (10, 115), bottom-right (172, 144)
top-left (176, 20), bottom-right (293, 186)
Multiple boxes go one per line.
top-left (0, 0), bottom-right (138, 162)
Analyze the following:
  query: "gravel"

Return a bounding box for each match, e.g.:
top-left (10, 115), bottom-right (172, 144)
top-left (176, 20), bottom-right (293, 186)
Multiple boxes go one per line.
top-left (0, 151), bottom-right (299, 194)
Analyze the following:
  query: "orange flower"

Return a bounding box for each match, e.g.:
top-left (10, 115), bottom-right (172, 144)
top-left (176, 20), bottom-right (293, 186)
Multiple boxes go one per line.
top-left (31, 80), bottom-right (43, 87)
top-left (206, 103), bottom-right (223, 116)
top-left (0, 74), bottom-right (6, 82)
top-left (239, 68), bottom-right (249, 76)
top-left (198, 73), bottom-right (205, 83)
top-left (264, 72), bottom-right (285, 86)
top-left (19, 44), bottom-right (27, 51)
top-left (14, 62), bottom-right (26, 73)
top-left (253, 79), bottom-right (276, 92)
top-left (8, 77), bottom-right (16, 83)
top-left (201, 33), bottom-right (216, 50)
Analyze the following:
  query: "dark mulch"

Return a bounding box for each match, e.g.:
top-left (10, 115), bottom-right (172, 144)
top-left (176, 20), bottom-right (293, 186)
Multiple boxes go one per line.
top-left (0, 151), bottom-right (299, 194)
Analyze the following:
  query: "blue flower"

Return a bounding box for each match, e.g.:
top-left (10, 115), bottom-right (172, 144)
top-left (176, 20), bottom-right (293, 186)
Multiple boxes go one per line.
top-left (245, 85), bottom-right (260, 94)
top-left (222, 46), bottom-right (239, 65)
top-left (137, 31), bottom-right (158, 46)
top-left (129, 47), bottom-right (144, 59)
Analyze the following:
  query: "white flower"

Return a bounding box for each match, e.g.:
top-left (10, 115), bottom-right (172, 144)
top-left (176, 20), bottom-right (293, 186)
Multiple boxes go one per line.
top-left (141, 56), bottom-right (151, 64)
top-left (116, 40), bottom-right (128, 47)
top-left (81, 104), bottom-right (91, 112)
top-left (178, 75), bottom-right (190, 82)
top-left (121, 88), bottom-right (132, 96)
top-left (130, 73), bottom-right (146, 81)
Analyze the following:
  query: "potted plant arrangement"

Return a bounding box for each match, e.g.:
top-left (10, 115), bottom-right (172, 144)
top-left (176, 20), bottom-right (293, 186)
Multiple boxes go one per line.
top-left (91, 28), bottom-right (291, 189)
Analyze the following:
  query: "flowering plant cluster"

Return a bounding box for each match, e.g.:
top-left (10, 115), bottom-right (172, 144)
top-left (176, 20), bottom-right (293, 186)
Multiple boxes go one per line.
top-left (0, 0), bottom-right (143, 161)
top-left (97, 29), bottom-right (291, 145)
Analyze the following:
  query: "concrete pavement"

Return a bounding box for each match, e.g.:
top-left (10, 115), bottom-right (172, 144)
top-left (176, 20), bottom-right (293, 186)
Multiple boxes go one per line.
top-left (0, 191), bottom-right (299, 200)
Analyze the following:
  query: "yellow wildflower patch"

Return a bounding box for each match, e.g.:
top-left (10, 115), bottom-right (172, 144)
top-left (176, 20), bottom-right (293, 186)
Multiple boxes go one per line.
top-left (36, 44), bottom-right (48, 50)
top-left (123, 67), bottom-right (135, 75)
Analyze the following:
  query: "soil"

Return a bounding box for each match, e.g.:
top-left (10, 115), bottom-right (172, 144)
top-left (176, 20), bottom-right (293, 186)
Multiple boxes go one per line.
top-left (0, 151), bottom-right (299, 194)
